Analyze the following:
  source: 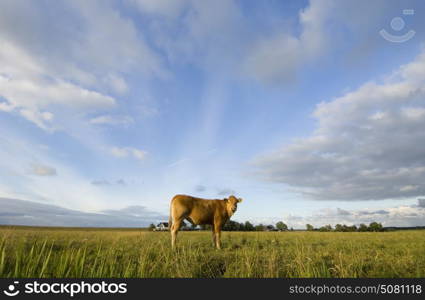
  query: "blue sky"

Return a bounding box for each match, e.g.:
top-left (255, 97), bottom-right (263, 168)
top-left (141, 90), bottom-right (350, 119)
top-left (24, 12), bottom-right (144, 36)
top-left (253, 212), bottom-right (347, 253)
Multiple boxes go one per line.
top-left (1, 0), bottom-right (425, 228)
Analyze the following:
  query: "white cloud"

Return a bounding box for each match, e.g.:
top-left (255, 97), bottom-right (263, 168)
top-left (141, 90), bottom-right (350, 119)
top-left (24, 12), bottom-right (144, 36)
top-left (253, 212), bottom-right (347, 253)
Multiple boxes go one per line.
top-left (399, 185), bottom-right (419, 192)
top-left (127, 0), bottom-right (393, 85)
top-left (0, 73), bottom-right (115, 130)
top-left (0, 75), bottom-right (115, 109)
top-left (242, 0), bottom-right (399, 84)
top-left (244, 35), bottom-right (301, 84)
top-left (18, 109), bottom-right (54, 131)
top-left (0, 1), bottom-right (165, 130)
top-left (104, 74), bottom-right (129, 94)
top-left (29, 163), bottom-right (57, 177)
top-left (91, 179), bottom-right (127, 186)
top-left (67, 1), bottom-right (167, 79)
top-left (110, 147), bottom-right (147, 161)
top-left (91, 179), bottom-right (111, 186)
top-left (0, 101), bottom-right (14, 112)
top-left (89, 115), bottom-right (134, 126)
top-left (132, 149), bottom-right (147, 160)
top-left (0, 30), bottom-right (116, 130)
top-left (127, 0), bottom-right (188, 17)
top-left (242, 0), bottom-right (333, 84)
top-left (132, 0), bottom-right (245, 74)
top-left (110, 147), bottom-right (129, 158)
top-left (253, 48), bottom-right (425, 201)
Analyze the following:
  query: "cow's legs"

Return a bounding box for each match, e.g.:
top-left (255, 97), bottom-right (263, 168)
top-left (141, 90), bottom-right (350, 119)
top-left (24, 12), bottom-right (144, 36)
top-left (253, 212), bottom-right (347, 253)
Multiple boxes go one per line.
top-left (171, 218), bottom-right (183, 249)
top-left (214, 222), bottom-right (222, 249)
top-left (211, 226), bottom-right (216, 247)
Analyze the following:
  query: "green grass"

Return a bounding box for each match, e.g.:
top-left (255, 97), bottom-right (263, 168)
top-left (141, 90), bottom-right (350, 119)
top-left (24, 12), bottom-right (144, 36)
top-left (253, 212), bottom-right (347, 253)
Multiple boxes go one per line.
top-left (0, 226), bottom-right (424, 278)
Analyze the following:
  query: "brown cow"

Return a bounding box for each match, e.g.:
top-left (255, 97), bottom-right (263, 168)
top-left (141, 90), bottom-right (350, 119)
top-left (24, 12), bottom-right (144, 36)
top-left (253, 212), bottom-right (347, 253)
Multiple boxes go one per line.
top-left (169, 194), bottom-right (243, 249)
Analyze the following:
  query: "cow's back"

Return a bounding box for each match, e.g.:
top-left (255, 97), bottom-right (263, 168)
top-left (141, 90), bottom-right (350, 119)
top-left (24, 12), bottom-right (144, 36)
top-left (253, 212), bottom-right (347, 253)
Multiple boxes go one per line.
top-left (171, 194), bottom-right (197, 211)
top-left (170, 195), bottom-right (221, 225)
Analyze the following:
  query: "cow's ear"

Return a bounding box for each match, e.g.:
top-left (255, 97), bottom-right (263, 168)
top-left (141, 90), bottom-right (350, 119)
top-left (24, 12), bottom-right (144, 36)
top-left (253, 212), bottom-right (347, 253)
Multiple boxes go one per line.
top-left (238, 198), bottom-right (243, 203)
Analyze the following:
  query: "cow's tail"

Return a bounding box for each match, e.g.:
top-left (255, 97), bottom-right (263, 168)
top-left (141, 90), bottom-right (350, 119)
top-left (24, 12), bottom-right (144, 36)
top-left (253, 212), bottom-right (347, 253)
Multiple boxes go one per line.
top-left (168, 199), bottom-right (173, 231)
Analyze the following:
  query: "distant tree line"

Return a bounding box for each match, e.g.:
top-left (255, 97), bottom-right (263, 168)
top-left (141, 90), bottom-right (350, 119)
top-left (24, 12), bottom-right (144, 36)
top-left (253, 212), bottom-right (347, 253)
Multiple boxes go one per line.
top-left (150, 221), bottom-right (293, 231)
top-left (201, 221), bottom-right (257, 231)
top-left (305, 222), bottom-right (385, 232)
top-left (149, 221), bottom-right (387, 232)
top-left (221, 220), bottom-right (295, 231)
top-left (148, 221), bottom-right (292, 231)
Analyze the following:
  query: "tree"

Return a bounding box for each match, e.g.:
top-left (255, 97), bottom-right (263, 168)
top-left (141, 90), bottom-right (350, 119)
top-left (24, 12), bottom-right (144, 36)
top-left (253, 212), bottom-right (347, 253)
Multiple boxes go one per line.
top-left (348, 225), bottom-right (357, 232)
top-left (244, 221), bottom-right (255, 231)
top-left (148, 223), bottom-right (156, 231)
top-left (368, 222), bottom-right (383, 232)
top-left (223, 220), bottom-right (241, 231)
top-left (306, 224), bottom-right (314, 231)
top-left (266, 224), bottom-right (275, 231)
top-left (358, 223), bottom-right (368, 232)
top-left (238, 222), bottom-right (245, 231)
top-left (255, 224), bottom-right (265, 231)
top-left (335, 224), bottom-right (343, 232)
top-left (276, 221), bottom-right (288, 231)
top-left (319, 224), bottom-right (332, 232)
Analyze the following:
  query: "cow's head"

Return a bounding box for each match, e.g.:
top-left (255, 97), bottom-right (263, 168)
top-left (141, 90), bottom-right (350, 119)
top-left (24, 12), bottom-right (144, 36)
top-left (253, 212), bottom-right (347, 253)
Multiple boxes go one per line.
top-left (225, 195), bottom-right (243, 216)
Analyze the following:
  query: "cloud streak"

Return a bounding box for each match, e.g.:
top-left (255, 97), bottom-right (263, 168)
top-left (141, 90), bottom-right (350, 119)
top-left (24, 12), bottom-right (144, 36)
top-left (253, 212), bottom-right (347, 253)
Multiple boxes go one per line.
top-left (217, 188), bottom-right (236, 196)
top-left (29, 163), bottom-right (57, 177)
top-left (89, 115), bottom-right (134, 126)
top-left (91, 179), bottom-right (127, 186)
top-left (110, 147), bottom-right (147, 161)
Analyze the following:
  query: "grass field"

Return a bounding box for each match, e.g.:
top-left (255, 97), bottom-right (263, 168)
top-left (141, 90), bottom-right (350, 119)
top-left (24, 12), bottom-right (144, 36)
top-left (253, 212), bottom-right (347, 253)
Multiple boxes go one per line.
top-left (0, 226), bottom-right (424, 278)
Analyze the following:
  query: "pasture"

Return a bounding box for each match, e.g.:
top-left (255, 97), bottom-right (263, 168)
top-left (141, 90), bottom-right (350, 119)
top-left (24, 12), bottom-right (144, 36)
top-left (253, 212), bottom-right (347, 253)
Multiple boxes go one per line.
top-left (0, 226), bottom-right (424, 278)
